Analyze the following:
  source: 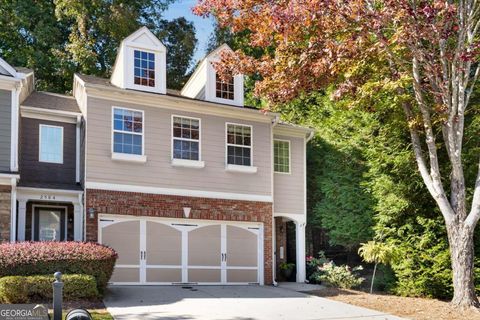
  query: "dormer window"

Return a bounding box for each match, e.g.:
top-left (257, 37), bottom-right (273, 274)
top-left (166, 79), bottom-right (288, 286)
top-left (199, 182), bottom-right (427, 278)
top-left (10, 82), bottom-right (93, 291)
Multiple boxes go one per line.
top-left (216, 73), bottom-right (234, 100)
top-left (110, 27), bottom-right (166, 94)
top-left (180, 44), bottom-right (244, 107)
top-left (134, 50), bottom-right (155, 87)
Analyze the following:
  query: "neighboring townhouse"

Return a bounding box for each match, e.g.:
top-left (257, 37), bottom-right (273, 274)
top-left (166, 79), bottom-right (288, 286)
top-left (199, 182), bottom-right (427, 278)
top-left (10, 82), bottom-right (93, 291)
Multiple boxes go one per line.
top-left (73, 27), bottom-right (313, 285)
top-left (15, 92), bottom-right (84, 242)
top-left (0, 58), bottom-right (34, 242)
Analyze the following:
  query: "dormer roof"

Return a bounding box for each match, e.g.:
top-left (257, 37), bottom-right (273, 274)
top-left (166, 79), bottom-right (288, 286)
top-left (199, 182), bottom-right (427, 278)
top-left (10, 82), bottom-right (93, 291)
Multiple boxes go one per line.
top-left (111, 27), bottom-right (167, 94)
top-left (181, 44), bottom-right (244, 107)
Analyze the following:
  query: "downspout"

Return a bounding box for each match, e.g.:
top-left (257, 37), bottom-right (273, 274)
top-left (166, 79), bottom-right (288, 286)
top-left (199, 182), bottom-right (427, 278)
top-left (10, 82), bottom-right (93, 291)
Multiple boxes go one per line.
top-left (10, 81), bottom-right (21, 242)
top-left (271, 114), bottom-right (280, 286)
top-left (306, 129), bottom-right (314, 142)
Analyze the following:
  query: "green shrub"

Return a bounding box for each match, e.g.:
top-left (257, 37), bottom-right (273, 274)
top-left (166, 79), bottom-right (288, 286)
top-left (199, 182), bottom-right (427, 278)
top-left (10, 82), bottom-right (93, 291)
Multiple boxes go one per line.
top-left (311, 261), bottom-right (365, 289)
top-left (0, 242), bottom-right (117, 294)
top-left (0, 274), bottom-right (98, 304)
top-left (279, 262), bottom-right (295, 270)
top-left (307, 251), bottom-right (330, 284)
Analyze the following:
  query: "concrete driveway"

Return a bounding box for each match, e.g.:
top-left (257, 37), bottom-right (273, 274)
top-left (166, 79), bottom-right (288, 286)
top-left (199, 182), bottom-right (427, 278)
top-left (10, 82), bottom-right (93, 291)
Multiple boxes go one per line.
top-left (105, 286), bottom-right (401, 320)
top-left (104, 285), bottom-right (405, 320)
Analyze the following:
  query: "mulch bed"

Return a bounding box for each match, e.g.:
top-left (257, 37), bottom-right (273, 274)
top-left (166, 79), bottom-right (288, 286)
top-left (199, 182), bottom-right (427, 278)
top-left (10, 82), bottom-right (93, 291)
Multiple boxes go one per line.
top-left (308, 288), bottom-right (480, 320)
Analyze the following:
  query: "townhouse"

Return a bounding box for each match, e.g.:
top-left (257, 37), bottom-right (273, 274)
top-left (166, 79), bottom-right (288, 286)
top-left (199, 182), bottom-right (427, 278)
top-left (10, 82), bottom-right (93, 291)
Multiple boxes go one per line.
top-left (1, 27), bottom-right (313, 286)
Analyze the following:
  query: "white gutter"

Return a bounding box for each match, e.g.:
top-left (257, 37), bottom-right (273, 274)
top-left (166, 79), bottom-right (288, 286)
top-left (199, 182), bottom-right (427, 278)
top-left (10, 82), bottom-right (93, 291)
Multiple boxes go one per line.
top-left (306, 129), bottom-right (315, 142)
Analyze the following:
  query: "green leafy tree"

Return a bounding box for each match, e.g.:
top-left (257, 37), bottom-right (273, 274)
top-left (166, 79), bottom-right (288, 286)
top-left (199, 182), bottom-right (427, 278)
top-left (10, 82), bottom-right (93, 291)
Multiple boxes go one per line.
top-left (0, 0), bottom-right (197, 93)
top-left (359, 241), bottom-right (399, 294)
top-left (278, 91), bottom-right (376, 251)
top-left (157, 17), bottom-right (197, 90)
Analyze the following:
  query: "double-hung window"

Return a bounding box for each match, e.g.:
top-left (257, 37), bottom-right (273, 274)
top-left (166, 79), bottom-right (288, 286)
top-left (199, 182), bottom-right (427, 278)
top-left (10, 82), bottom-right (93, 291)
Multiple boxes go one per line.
top-left (172, 116), bottom-right (200, 161)
top-left (39, 124), bottom-right (63, 164)
top-left (216, 73), bottom-right (234, 100)
top-left (274, 140), bottom-right (290, 173)
top-left (134, 50), bottom-right (155, 87)
top-left (113, 107), bottom-right (144, 155)
top-left (226, 123), bottom-right (252, 166)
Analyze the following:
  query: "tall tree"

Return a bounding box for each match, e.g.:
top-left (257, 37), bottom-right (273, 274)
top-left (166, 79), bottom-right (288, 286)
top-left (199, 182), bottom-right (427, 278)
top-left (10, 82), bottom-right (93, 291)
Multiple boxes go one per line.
top-left (157, 17), bottom-right (197, 90)
top-left (194, 0), bottom-right (480, 308)
top-left (0, 0), bottom-right (197, 92)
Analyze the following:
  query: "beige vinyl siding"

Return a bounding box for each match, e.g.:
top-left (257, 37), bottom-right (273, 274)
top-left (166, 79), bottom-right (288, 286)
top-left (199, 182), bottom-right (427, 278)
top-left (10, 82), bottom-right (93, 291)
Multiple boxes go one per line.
top-left (273, 135), bottom-right (305, 215)
top-left (86, 97), bottom-right (272, 196)
top-left (0, 89), bottom-right (11, 172)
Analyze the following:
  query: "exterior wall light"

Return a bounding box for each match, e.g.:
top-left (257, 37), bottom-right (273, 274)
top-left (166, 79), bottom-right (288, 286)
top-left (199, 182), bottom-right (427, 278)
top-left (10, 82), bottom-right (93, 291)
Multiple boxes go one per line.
top-left (88, 208), bottom-right (95, 219)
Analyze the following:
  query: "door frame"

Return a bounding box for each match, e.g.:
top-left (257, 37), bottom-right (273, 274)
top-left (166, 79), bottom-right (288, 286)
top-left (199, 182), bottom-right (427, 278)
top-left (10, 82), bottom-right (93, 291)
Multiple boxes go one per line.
top-left (98, 214), bottom-right (265, 285)
top-left (32, 205), bottom-right (68, 241)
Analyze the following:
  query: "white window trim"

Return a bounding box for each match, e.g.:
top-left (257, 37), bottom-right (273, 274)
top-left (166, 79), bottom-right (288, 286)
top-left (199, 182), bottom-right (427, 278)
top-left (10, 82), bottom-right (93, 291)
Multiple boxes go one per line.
top-left (225, 122), bottom-right (257, 173)
top-left (274, 139), bottom-right (291, 174)
top-left (205, 60), bottom-right (244, 106)
top-left (171, 115), bottom-right (203, 167)
top-left (39, 124), bottom-right (64, 164)
top-left (226, 164), bottom-right (258, 174)
top-left (215, 73), bottom-right (235, 101)
top-left (127, 47), bottom-right (164, 94)
top-left (111, 106), bottom-right (146, 162)
top-left (132, 49), bottom-right (156, 89)
top-left (171, 158), bottom-right (205, 169)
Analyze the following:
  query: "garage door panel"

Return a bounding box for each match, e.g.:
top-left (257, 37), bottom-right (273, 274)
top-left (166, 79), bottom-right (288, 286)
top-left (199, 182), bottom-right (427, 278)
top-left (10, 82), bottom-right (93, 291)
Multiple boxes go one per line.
top-left (227, 269), bottom-right (258, 283)
top-left (101, 217), bottom-right (262, 285)
top-left (188, 269), bottom-right (221, 283)
top-left (146, 221), bottom-right (182, 265)
top-left (227, 226), bottom-right (258, 267)
top-left (110, 267), bottom-right (140, 283)
top-left (102, 221), bottom-right (140, 265)
top-left (188, 225), bottom-right (221, 267)
top-left (146, 268), bottom-right (182, 283)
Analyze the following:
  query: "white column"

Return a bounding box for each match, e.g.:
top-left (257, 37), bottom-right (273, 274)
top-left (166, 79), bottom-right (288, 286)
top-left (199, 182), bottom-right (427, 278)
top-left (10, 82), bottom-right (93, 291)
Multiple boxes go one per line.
top-left (73, 203), bottom-right (82, 241)
top-left (17, 199), bottom-right (27, 241)
top-left (9, 178), bottom-right (17, 242)
top-left (295, 221), bottom-right (306, 283)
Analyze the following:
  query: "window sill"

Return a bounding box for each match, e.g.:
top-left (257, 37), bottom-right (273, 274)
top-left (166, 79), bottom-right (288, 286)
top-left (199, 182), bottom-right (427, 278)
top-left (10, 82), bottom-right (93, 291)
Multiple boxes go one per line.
top-left (225, 164), bottom-right (258, 174)
top-left (171, 158), bottom-right (205, 169)
top-left (111, 153), bottom-right (147, 163)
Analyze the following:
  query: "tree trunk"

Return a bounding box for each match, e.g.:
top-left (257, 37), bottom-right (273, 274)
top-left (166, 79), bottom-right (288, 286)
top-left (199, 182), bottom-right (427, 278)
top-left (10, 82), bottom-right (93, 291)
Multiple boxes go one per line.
top-left (447, 221), bottom-right (479, 308)
top-left (370, 263), bottom-right (377, 294)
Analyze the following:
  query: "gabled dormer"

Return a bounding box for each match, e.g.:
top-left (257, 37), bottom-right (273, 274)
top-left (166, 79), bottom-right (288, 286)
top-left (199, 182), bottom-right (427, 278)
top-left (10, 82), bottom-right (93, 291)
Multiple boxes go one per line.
top-left (111, 27), bottom-right (167, 94)
top-left (181, 44), bottom-right (244, 107)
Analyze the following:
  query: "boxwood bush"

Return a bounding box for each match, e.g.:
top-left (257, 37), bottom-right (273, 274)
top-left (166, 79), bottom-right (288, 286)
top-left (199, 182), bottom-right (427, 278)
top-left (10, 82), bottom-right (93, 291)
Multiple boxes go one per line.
top-left (0, 242), bottom-right (117, 294)
top-left (0, 274), bottom-right (98, 303)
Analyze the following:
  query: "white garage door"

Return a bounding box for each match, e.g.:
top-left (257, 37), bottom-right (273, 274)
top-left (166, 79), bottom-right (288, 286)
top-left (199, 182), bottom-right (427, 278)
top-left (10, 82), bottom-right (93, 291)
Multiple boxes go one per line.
top-left (99, 215), bottom-right (264, 285)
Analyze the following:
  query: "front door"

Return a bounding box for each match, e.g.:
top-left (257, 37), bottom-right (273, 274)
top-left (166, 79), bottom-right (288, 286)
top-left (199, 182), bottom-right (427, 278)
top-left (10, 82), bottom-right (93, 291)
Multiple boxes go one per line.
top-left (33, 207), bottom-right (66, 241)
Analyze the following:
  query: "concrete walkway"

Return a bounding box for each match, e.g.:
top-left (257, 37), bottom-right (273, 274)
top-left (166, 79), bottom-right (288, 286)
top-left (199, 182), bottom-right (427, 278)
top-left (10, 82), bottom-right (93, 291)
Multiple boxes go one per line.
top-left (104, 285), bottom-right (406, 320)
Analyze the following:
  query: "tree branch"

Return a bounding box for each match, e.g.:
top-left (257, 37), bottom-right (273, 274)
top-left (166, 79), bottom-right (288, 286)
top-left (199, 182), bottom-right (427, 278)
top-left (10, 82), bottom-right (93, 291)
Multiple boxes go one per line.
top-left (465, 159), bottom-right (480, 228)
top-left (412, 57), bottom-right (455, 222)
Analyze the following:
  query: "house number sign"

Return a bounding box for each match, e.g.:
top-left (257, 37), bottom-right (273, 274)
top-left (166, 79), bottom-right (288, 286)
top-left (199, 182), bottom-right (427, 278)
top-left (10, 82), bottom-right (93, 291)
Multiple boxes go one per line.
top-left (40, 194), bottom-right (56, 200)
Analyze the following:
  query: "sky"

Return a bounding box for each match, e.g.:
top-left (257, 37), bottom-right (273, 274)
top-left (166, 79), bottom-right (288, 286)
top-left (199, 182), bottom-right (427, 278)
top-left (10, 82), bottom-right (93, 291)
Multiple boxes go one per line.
top-left (162, 0), bottom-right (215, 63)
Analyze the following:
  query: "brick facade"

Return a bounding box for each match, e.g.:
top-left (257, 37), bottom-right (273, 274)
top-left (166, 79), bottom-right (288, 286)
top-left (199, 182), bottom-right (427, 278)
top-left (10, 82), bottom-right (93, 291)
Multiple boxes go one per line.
top-left (86, 189), bottom-right (274, 284)
top-left (0, 185), bottom-right (11, 242)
